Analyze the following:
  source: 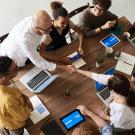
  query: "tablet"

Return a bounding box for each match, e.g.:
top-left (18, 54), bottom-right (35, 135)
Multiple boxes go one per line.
top-left (100, 33), bottom-right (120, 48)
top-left (60, 109), bottom-right (85, 131)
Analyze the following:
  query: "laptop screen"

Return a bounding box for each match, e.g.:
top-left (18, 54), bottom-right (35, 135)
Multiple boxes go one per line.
top-left (96, 67), bottom-right (115, 91)
top-left (60, 109), bottom-right (85, 131)
top-left (100, 34), bottom-right (120, 47)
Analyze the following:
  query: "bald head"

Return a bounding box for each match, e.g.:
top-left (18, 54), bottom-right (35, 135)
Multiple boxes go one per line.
top-left (33, 10), bottom-right (52, 29)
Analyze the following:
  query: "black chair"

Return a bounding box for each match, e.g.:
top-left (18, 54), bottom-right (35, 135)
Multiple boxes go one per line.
top-left (0, 33), bottom-right (9, 43)
top-left (67, 3), bottom-right (90, 42)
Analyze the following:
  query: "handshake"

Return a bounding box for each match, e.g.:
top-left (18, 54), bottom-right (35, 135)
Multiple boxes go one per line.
top-left (65, 65), bottom-right (77, 73)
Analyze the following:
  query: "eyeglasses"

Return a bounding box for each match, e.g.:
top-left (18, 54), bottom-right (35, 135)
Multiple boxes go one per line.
top-left (36, 25), bottom-right (52, 33)
top-left (33, 23), bottom-right (52, 33)
top-left (94, 6), bottom-right (105, 12)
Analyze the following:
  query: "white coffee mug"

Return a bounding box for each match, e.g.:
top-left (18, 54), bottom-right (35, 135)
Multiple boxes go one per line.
top-left (106, 47), bottom-right (113, 54)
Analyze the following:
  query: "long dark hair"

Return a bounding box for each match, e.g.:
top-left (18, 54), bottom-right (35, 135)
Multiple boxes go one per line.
top-left (108, 73), bottom-right (135, 107)
top-left (50, 2), bottom-right (68, 19)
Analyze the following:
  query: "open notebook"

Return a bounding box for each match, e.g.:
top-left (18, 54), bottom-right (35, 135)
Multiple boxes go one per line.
top-left (115, 52), bottom-right (135, 75)
top-left (30, 95), bottom-right (50, 124)
top-left (67, 52), bottom-right (86, 68)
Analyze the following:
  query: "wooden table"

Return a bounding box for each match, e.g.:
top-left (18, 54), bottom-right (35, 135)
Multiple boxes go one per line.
top-left (13, 16), bottom-right (134, 135)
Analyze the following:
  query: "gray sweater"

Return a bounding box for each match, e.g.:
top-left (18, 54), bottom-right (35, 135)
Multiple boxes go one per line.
top-left (78, 7), bottom-right (118, 37)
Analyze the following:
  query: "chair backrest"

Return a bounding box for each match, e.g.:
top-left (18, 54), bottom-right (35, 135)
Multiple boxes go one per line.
top-left (0, 33), bottom-right (9, 43)
top-left (69, 3), bottom-right (89, 18)
top-left (67, 3), bottom-right (89, 42)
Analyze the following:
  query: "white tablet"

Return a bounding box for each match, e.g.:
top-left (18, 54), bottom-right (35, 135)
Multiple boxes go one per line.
top-left (100, 33), bottom-right (120, 48)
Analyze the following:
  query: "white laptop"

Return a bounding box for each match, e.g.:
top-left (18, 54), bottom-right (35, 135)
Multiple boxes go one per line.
top-left (127, 37), bottom-right (135, 47)
top-left (19, 66), bottom-right (58, 93)
top-left (30, 95), bottom-right (50, 124)
top-left (95, 68), bottom-right (115, 105)
top-left (67, 52), bottom-right (86, 68)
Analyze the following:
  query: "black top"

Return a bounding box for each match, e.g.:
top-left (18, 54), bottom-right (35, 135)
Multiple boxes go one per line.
top-left (46, 24), bottom-right (69, 51)
top-left (128, 22), bottom-right (135, 36)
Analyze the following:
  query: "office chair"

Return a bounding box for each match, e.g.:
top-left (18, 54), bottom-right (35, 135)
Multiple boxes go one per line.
top-left (0, 33), bottom-right (9, 43)
top-left (67, 3), bottom-right (90, 42)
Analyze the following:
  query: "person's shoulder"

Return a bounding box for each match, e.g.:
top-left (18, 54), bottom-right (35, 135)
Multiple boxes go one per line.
top-left (79, 7), bottom-right (91, 17)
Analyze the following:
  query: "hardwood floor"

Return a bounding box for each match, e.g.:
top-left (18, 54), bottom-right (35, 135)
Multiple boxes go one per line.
top-left (13, 17), bottom-right (134, 135)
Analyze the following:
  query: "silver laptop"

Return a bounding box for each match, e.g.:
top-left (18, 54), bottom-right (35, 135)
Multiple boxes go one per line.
top-left (95, 68), bottom-right (115, 105)
top-left (96, 84), bottom-right (111, 106)
top-left (19, 66), bottom-right (58, 93)
top-left (127, 37), bottom-right (135, 47)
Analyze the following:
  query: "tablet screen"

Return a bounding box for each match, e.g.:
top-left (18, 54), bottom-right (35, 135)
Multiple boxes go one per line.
top-left (100, 34), bottom-right (120, 47)
top-left (60, 109), bottom-right (85, 131)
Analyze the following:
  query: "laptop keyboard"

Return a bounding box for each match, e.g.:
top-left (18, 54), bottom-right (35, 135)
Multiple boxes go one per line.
top-left (27, 70), bottom-right (49, 89)
top-left (132, 39), bottom-right (135, 44)
top-left (99, 87), bottom-right (110, 100)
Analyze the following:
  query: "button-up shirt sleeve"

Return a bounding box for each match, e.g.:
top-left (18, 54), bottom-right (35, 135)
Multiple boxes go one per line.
top-left (91, 73), bottom-right (112, 85)
top-left (20, 35), bottom-right (56, 71)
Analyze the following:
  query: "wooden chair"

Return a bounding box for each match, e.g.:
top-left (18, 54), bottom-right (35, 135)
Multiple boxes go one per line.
top-left (67, 3), bottom-right (90, 42)
top-left (0, 33), bottom-right (9, 43)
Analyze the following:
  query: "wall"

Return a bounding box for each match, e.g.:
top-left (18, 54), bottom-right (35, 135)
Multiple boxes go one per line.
top-left (0, 0), bottom-right (134, 35)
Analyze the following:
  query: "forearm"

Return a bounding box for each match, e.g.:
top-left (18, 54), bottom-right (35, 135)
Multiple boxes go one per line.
top-left (77, 69), bottom-right (93, 78)
top-left (78, 31), bottom-right (84, 49)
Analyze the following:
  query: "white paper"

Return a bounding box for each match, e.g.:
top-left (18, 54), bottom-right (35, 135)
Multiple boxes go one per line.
top-left (29, 95), bottom-right (50, 124)
top-left (115, 60), bottom-right (134, 75)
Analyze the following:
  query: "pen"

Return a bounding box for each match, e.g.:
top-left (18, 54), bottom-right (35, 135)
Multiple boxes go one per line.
top-left (123, 61), bottom-right (133, 66)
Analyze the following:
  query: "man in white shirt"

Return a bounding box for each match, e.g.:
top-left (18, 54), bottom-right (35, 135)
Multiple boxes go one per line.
top-left (0, 10), bottom-right (74, 72)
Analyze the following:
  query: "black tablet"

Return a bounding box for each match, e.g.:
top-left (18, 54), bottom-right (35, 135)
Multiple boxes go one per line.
top-left (60, 109), bottom-right (85, 131)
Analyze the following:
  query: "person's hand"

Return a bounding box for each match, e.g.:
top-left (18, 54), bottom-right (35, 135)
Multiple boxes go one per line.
top-left (77, 105), bottom-right (88, 115)
top-left (78, 47), bottom-right (83, 55)
top-left (95, 109), bottom-right (110, 120)
top-left (65, 65), bottom-right (76, 73)
top-left (101, 21), bottom-right (115, 30)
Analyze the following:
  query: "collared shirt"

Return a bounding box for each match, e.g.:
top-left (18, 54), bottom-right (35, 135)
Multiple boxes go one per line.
top-left (0, 17), bottom-right (56, 71)
top-left (91, 73), bottom-right (135, 129)
top-left (0, 85), bottom-right (30, 130)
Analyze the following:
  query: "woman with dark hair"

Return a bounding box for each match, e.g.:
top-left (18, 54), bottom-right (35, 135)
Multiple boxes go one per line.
top-left (40, 2), bottom-right (84, 64)
top-left (73, 68), bottom-right (135, 131)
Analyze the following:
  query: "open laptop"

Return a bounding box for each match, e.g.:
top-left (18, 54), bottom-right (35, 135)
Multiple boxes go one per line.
top-left (95, 67), bottom-right (115, 105)
top-left (127, 37), bottom-right (135, 47)
top-left (19, 66), bottom-right (58, 93)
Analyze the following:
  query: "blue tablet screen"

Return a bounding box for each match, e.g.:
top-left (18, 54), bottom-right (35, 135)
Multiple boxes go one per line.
top-left (60, 109), bottom-right (85, 131)
top-left (96, 68), bottom-right (115, 91)
top-left (101, 34), bottom-right (120, 47)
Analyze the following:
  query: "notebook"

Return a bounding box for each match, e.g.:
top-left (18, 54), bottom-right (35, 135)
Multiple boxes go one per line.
top-left (19, 66), bottom-right (58, 93)
top-left (60, 109), bottom-right (85, 131)
top-left (115, 52), bottom-right (135, 75)
top-left (96, 68), bottom-right (115, 105)
top-left (100, 33), bottom-right (120, 48)
top-left (115, 60), bottom-right (134, 75)
top-left (67, 52), bottom-right (86, 68)
top-left (30, 95), bottom-right (50, 124)
top-left (41, 119), bottom-right (65, 135)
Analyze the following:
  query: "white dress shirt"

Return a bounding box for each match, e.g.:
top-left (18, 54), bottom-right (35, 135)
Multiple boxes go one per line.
top-left (0, 17), bottom-right (56, 71)
top-left (91, 72), bottom-right (135, 129)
